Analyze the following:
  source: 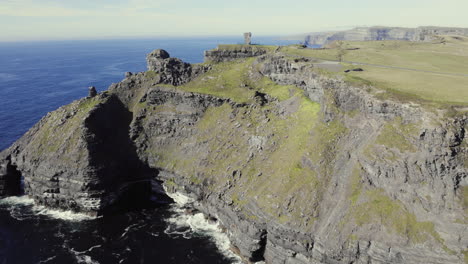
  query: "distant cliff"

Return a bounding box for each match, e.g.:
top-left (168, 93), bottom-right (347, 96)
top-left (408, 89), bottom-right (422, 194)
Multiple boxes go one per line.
top-left (301, 26), bottom-right (468, 45)
top-left (0, 45), bottom-right (467, 263)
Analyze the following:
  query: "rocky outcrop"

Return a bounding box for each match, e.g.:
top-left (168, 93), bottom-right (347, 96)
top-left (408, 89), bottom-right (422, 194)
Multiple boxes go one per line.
top-left (0, 155), bottom-right (22, 197)
top-left (204, 45), bottom-right (270, 62)
top-left (0, 47), bottom-right (466, 263)
top-left (303, 26), bottom-right (468, 45)
top-left (147, 49), bottom-right (210, 86)
top-left (0, 93), bottom-right (155, 213)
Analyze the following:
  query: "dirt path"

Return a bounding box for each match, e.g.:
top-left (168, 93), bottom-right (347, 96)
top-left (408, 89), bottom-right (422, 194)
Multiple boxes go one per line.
top-left (341, 60), bottom-right (468, 77)
top-left (280, 51), bottom-right (468, 77)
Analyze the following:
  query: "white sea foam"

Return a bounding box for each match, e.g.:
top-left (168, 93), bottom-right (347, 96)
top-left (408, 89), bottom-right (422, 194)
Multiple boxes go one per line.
top-left (120, 223), bottom-right (141, 239)
top-left (0, 195), bottom-right (96, 221)
top-left (38, 256), bottom-right (57, 263)
top-left (0, 195), bottom-right (35, 206)
top-left (169, 191), bottom-right (195, 206)
top-left (74, 254), bottom-right (100, 264)
top-left (70, 246), bottom-right (101, 264)
top-left (32, 206), bottom-right (97, 221)
top-left (164, 191), bottom-right (242, 263)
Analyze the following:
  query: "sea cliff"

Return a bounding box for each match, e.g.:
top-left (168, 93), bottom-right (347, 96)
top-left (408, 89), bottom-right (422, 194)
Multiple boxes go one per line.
top-left (0, 44), bottom-right (466, 263)
top-left (299, 26), bottom-right (468, 45)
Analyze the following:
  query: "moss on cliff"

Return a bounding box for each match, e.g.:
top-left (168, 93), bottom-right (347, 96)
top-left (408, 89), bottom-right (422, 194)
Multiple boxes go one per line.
top-left (353, 189), bottom-right (441, 244)
top-left (29, 96), bottom-right (103, 159)
top-left (345, 168), bottom-right (446, 246)
top-left (375, 117), bottom-right (419, 152)
top-left (150, 80), bottom-right (349, 229)
top-left (178, 57), bottom-right (299, 103)
top-left (364, 117), bottom-right (419, 161)
top-left (179, 59), bottom-right (255, 102)
top-left (462, 186), bottom-right (468, 216)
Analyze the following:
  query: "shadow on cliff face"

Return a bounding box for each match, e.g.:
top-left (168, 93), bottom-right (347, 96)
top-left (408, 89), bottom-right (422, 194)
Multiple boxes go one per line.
top-left (84, 95), bottom-right (171, 214)
top-left (0, 156), bottom-right (22, 197)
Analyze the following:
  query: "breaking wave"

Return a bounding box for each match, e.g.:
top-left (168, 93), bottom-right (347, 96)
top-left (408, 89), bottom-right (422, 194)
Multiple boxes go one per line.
top-left (164, 190), bottom-right (242, 264)
top-left (0, 195), bottom-right (96, 221)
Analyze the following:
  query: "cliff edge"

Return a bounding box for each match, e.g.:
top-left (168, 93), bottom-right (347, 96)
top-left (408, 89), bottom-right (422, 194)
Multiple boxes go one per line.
top-left (0, 44), bottom-right (467, 263)
top-left (299, 26), bottom-right (468, 45)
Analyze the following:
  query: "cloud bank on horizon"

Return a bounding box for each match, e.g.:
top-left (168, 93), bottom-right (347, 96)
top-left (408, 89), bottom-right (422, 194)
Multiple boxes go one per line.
top-left (0, 0), bottom-right (467, 41)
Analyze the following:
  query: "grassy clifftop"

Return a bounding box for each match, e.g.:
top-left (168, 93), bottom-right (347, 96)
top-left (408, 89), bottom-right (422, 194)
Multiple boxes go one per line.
top-left (136, 41), bottom-right (468, 262)
top-left (280, 36), bottom-right (468, 105)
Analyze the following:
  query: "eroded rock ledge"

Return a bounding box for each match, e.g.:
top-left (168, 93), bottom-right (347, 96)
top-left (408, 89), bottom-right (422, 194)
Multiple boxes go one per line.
top-left (0, 46), bottom-right (466, 263)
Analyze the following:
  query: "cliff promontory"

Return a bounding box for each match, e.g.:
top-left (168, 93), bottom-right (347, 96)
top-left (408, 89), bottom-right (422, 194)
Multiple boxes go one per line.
top-left (0, 42), bottom-right (467, 263)
top-left (297, 26), bottom-right (468, 45)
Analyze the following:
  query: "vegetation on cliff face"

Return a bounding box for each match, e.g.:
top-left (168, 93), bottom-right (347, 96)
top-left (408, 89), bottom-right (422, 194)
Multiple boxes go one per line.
top-left (143, 56), bottom-right (349, 229)
top-left (138, 48), bottom-right (461, 253)
top-left (179, 58), bottom-right (295, 103)
top-left (374, 117), bottom-right (419, 153)
top-left (28, 96), bottom-right (104, 159)
top-left (154, 95), bottom-right (344, 229)
top-left (3, 41), bottom-right (466, 263)
top-left (344, 165), bottom-right (452, 254)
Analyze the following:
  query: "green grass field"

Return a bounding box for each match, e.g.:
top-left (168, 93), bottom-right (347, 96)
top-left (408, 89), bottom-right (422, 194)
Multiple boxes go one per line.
top-left (281, 36), bottom-right (468, 105)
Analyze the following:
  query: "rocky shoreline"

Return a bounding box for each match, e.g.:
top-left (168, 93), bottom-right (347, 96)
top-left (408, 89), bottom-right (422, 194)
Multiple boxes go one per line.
top-left (1, 45), bottom-right (466, 263)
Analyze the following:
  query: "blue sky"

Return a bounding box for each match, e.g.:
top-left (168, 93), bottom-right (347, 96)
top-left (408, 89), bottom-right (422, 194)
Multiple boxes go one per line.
top-left (1, 0), bottom-right (467, 41)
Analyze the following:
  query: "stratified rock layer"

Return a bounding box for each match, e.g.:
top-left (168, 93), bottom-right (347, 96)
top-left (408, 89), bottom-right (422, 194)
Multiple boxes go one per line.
top-left (204, 45), bottom-right (270, 62)
top-left (303, 26), bottom-right (468, 45)
top-left (0, 47), bottom-right (466, 263)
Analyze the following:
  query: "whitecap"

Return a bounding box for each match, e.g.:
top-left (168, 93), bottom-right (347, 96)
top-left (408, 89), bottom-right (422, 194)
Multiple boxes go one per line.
top-left (148, 232), bottom-right (159, 237)
top-left (38, 256), bottom-right (57, 263)
top-left (74, 254), bottom-right (99, 264)
top-left (164, 190), bottom-right (242, 263)
top-left (168, 191), bottom-right (195, 206)
top-left (69, 247), bottom-right (101, 264)
top-left (1, 196), bottom-right (97, 221)
top-left (0, 195), bottom-right (35, 206)
top-left (119, 223), bottom-right (143, 239)
top-left (32, 206), bottom-right (97, 221)
top-left (71, 245), bottom-right (102, 255)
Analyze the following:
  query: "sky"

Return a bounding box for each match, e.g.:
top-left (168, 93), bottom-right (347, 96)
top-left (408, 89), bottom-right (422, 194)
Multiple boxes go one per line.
top-left (1, 0), bottom-right (467, 41)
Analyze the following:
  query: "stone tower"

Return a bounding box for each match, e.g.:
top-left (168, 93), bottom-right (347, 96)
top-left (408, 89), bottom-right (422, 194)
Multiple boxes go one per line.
top-left (244, 32), bottom-right (252, 45)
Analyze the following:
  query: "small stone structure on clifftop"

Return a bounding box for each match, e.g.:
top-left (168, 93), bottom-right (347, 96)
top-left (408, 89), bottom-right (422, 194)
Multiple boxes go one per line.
top-left (88, 86), bottom-right (97, 97)
top-left (244, 32), bottom-right (252, 45)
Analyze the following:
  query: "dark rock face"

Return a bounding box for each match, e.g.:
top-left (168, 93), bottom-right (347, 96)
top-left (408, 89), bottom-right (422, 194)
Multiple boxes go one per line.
top-left (0, 48), bottom-right (466, 263)
top-left (204, 46), bottom-right (269, 62)
top-left (0, 155), bottom-right (22, 197)
top-left (88, 86), bottom-right (97, 97)
top-left (0, 93), bottom-right (153, 213)
top-left (146, 49), bottom-right (209, 86)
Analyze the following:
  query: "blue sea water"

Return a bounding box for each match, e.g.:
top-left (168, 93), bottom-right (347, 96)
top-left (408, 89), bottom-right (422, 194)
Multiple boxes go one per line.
top-left (0, 36), bottom-right (300, 264)
top-left (0, 36), bottom-right (299, 151)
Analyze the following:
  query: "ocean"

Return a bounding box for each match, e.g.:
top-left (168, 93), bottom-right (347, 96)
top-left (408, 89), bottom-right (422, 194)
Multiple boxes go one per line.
top-left (0, 36), bottom-right (299, 264)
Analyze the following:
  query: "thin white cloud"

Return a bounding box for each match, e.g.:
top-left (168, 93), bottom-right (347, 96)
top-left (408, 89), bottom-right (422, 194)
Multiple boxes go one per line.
top-left (0, 0), bottom-right (169, 17)
top-left (0, 0), bottom-right (467, 41)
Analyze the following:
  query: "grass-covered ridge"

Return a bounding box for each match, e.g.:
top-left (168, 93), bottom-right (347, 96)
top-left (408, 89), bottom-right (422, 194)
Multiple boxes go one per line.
top-left (151, 71), bottom-right (348, 228)
top-left (281, 36), bottom-right (468, 105)
top-left (179, 58), bottom-right (297, 103)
